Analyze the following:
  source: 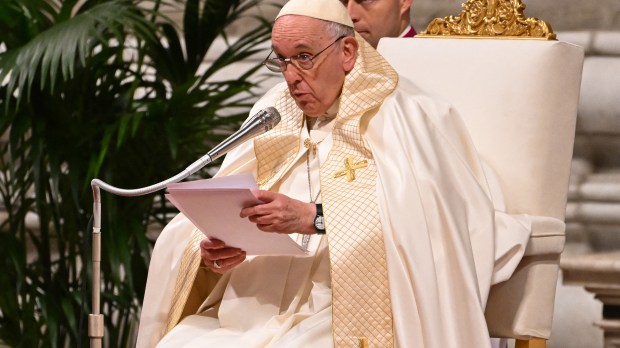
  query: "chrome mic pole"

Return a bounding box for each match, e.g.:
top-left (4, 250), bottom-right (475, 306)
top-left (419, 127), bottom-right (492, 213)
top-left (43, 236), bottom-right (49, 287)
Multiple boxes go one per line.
top-left (89, 185), bottom-right (103, 348)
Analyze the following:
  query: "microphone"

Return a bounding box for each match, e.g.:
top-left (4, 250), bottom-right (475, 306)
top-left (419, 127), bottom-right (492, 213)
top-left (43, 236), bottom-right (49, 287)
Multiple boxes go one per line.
top-left (206, 106), bottom-right (281, 162)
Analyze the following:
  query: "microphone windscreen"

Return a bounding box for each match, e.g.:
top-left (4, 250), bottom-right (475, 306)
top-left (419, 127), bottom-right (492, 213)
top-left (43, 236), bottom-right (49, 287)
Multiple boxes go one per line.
top-left (262, 106), bottom-right (281, 130)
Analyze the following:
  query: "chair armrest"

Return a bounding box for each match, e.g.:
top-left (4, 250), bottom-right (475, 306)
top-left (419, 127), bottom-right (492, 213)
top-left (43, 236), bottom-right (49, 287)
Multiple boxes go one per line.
top-left (524, 216), bottom-right (566, 256)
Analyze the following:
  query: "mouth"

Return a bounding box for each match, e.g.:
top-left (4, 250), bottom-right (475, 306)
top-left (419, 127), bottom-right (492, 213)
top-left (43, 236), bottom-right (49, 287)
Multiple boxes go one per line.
top-left (291, 89), bottom-right (309, 98)
top-left (293, 94), bottom-right (313, 103)
top-left (353, 25), bottom-right (369, 34)
top-left (288, 84), bottom-right (313, 101)
top-left (290, 91), bottom-right (316, 107)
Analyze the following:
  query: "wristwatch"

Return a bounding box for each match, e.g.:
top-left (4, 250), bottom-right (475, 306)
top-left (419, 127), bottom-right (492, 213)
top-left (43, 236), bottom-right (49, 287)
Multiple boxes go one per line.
top-left (314, 203), bottom-right (326, 234)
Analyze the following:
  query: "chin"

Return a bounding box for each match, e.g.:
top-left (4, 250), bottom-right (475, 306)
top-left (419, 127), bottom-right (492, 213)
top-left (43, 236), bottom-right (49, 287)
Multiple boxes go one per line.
top-left (359, 32), bottom-right (372, 41)
top-left (303, 110), bottom-right (324, 117)
top-left (295, 101), bottom-right (324, 117)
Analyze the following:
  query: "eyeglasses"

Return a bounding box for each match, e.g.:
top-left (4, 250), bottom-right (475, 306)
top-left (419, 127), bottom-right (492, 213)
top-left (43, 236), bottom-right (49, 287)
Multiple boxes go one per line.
top-left (262, 36), bottom-right (346, 73)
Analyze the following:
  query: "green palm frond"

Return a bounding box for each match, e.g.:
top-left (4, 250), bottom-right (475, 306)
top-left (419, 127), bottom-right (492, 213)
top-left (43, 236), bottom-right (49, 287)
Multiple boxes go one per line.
top-left (0, 0), bottom-right (277, 346)
top-left (0, 0), bottom-right (57, 46)
top-left (0, 0), bottom-right (156, 106)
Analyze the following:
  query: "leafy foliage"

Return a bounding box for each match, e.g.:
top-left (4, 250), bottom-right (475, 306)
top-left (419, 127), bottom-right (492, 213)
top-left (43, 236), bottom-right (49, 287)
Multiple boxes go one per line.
top-left (0, 0), bottom-right (274, 346)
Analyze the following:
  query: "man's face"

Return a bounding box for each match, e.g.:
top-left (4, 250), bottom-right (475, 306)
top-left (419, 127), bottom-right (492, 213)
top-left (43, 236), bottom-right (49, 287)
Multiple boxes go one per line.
top-left (271, 16), bottom-right (353, 117)
top-left (341, 0), bottom-right (410, 48)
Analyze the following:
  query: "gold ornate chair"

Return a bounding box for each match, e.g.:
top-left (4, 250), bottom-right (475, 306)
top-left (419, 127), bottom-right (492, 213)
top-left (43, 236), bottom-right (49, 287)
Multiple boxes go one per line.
top-left (377, 1), bottom-right (584, 347)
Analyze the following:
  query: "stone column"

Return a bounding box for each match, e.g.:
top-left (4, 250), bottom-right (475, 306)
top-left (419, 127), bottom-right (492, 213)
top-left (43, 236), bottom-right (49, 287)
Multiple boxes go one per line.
top-left (562, 252), bottom-right (620, 348)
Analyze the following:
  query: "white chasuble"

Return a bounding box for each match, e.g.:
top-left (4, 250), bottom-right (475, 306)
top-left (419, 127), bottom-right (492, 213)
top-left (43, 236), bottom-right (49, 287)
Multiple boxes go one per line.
top-left (136, 34), bottom-right (532, 348)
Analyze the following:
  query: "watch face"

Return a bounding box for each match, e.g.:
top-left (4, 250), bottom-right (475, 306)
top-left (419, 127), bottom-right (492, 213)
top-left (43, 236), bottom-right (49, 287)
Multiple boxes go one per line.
top-left (314, 215), bottom-right (325, 230)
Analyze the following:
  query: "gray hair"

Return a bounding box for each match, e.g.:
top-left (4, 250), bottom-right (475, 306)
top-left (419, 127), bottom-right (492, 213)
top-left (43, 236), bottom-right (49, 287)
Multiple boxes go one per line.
top-left (324, 21), bottom-right (355, 39)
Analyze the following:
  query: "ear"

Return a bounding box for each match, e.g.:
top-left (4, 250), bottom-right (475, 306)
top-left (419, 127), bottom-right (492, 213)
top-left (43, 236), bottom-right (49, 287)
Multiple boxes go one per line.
top-left (400, 0), bottom-right (413, 16)
top-left (341, 36), bottom-right (359, 73)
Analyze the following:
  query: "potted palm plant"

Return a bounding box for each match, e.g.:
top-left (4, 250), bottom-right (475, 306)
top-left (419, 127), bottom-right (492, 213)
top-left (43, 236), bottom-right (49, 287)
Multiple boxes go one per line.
top-left (0, 0), bottom-right (275, 346)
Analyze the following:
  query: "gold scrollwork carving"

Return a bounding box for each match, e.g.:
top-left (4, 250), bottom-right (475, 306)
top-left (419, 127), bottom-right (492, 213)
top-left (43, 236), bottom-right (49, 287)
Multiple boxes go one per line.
top-left (419, 0), bottom-right (556, 40)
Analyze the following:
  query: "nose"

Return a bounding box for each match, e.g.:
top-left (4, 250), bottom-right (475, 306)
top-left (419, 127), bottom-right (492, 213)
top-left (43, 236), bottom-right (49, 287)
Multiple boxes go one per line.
top-left (282, 64), bottom-right (302, 85)
top-left (346, 2), bottom-right (360, 22)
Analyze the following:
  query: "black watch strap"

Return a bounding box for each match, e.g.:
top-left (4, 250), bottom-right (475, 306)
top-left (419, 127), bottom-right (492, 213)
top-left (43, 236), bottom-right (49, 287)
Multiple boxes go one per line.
top-left (314, 203), bottom-right (326, 234)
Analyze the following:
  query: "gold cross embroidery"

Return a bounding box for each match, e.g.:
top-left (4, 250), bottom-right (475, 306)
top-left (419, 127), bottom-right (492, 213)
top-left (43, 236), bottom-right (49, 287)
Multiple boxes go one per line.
top-left (334, 157), bottom-right (368, 182)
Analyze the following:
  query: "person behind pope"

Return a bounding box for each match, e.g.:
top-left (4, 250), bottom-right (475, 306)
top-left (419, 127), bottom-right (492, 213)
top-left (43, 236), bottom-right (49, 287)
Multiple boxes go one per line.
top-left (136, 0), bottom-right (532, 346)
top-left (340, 0), bottom-right (416, 48)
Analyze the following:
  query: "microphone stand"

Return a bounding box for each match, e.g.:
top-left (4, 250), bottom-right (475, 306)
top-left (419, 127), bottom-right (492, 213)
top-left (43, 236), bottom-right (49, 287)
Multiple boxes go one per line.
top-left (87, 107), bottom-right (279, 347)
top-left (89, 153), bottom-right (215, 348)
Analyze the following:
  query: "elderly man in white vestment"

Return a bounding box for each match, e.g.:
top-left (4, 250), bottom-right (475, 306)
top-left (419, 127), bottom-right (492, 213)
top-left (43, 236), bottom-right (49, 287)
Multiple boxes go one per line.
top-left (136, 0), bottom-right (534, 347)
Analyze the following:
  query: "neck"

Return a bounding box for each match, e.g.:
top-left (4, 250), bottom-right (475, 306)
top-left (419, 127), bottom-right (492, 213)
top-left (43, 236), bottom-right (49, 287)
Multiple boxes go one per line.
top-left (306, 115), bottom-right (318, 130)
top-left (306, 99), bottom-right (339, 131)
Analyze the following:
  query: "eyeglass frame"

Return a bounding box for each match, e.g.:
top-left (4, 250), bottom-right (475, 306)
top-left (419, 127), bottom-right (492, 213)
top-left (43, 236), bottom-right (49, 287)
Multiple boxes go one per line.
top-left (262, 35), bottom-right (347, 73)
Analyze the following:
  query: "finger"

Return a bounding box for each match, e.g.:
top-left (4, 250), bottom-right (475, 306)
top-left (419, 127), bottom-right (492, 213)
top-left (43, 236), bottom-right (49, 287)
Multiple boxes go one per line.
top-left (202, 246), bottom-right (245, 262)
top-left (240, 205), bottom-right (260, 218)
top-left (240, 192), bottom-right (275, 217)
top-left (249, 214), bottom-right (282, 224)
top-left (200, 237), bottom-right (226, 250)
top-left (252, 190), bottom-right (278, 202)
top-left (240, 202), bottom-right (273, 218)
top-left (208, 259), bottom-right (226, 274)
top-left (241, 191), bottom-right (286, 218)
top-left (256, 223), bottom-right (273, 232)
top-left (215, 252), bottom-right (247, 271)
top-left (243, 191), bottom-right (284, 213)
top-left (256, 223), bottom-right (289, 234)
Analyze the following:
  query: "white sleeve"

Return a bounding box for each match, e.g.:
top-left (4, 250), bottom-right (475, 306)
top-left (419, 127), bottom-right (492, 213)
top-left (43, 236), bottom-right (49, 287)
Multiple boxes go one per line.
top-left (482, 162), bottom-right (532, 285)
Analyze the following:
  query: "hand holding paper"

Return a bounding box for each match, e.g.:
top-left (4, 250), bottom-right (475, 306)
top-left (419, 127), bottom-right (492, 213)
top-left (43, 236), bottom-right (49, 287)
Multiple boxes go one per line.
top-left (166, 173), bottom-right (307, 256)
top-left (199, 238), bottom-right (246, 274)
top-left (240, 190), bottom-right (318, 235)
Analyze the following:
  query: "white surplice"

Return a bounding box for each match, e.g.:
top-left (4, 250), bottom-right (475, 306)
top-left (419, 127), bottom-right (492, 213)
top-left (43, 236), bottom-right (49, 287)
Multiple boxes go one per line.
top-left (136, 79), bottom-right (532, 348)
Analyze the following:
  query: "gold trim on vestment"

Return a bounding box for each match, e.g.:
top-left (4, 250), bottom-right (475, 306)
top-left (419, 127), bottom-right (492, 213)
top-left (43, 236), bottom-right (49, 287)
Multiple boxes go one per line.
top-left (255, 95), bottom-right (304, 189)
top-left (163, 229), bottom-right (204, 336)
top-left (418, 0), bottom-right (556, 40)
top-left (161, 31), bottom-right (399, 346)
top-left (254, 32), bottom-right (398, 347)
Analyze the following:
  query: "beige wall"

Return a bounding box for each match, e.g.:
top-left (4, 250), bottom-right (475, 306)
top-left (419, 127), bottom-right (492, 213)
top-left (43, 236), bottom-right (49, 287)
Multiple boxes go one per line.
top-left (221, 0), bottom-right (620, 34)
top-left (163, 1), bottom-right (620, 39)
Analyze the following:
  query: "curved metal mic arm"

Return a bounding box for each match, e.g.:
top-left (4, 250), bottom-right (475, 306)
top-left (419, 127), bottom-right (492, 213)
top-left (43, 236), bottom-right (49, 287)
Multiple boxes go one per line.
top-left (88, 153), bottom-right (214, 348)
top-left (86, 106), bottom-right (280, 347)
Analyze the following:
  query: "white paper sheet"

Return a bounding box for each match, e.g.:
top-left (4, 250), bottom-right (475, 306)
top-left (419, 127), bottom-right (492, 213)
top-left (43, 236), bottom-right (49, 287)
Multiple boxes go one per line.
top-left (166, 173), bottom-right (307, 256)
